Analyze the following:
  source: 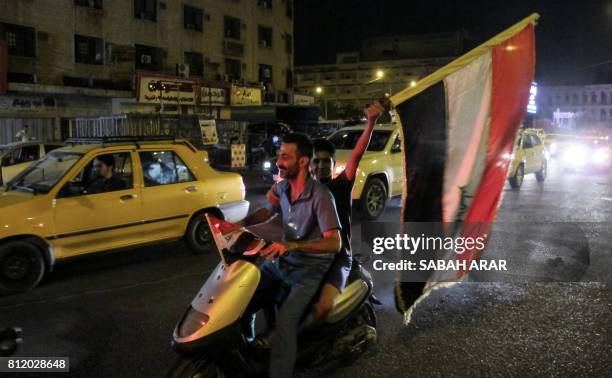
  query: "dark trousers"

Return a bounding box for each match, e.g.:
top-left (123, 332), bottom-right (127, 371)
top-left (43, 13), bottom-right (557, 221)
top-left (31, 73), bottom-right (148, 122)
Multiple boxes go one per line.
top-left (244, 252), bottom-right (332, 378)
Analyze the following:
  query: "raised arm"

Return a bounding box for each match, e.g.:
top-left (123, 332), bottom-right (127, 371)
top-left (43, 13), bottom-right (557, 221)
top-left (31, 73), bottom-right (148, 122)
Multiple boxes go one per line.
top-left (344, 101), bottom-right (385, 181)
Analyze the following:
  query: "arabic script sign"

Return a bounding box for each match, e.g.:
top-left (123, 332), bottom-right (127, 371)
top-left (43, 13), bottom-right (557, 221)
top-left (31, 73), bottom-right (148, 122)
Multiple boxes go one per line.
top-left (200, 87), bottom-right (226, 107)
top-left (230, 85), bottom-right (262, 106)
top-left (139, 76), bottom-right (196, 105)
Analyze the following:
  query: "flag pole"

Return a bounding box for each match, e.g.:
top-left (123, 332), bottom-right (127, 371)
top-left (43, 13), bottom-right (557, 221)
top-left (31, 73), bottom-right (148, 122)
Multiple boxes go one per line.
top-left (391, 13), bottom-right (540, 105)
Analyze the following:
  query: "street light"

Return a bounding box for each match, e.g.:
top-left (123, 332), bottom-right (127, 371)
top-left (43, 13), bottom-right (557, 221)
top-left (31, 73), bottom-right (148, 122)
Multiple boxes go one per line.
top-left (315, 86), bottom-right (327, 119)
top-left (410, 80), bottom-right (417, 87)
top-left (375, 70), bottom-right (384, 79)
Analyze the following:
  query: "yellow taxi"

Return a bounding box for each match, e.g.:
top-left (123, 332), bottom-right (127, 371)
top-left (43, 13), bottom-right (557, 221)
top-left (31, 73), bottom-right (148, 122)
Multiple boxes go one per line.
top-left (0, 137), bottom-right (248, 294)
top-left (328, 123), bottom-right (403, 219)
top-left (507, 128), bottom-right (548, 188)
top-left (0, 141), bottom-right (64, 186)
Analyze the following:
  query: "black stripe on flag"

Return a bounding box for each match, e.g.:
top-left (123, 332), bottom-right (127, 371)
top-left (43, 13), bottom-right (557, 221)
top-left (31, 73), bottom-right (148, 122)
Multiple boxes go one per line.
top-left (396, 81), bottom-right (447, 222)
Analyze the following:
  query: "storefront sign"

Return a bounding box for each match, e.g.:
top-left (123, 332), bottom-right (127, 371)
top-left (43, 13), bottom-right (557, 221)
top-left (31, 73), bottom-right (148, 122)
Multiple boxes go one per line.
top-left (199, 118), bottom-right (218, 145)
top-left (230, 85), bottom-right (262, 106)
top-left (200, 87), bottom-right (226, 107)
top-left (293, 94), bottom-right (315, 106)
top-left (0, 96), bottom-right (56, 112)
top-left (138, 76), bottom-right (196, 105)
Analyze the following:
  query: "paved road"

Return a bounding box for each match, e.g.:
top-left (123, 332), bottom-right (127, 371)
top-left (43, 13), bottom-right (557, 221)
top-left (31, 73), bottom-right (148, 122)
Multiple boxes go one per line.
top-left (0, 160), bottom-right (610, 377)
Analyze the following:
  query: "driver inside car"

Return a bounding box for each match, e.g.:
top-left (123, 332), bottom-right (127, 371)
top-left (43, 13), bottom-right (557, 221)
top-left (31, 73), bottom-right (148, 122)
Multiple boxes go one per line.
top-left (85, 154), bottom-right (127, 194)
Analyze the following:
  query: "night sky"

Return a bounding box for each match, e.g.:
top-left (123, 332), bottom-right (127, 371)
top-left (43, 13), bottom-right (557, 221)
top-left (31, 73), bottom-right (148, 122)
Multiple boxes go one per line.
top-left (295, 0), bottom-right (612, 85)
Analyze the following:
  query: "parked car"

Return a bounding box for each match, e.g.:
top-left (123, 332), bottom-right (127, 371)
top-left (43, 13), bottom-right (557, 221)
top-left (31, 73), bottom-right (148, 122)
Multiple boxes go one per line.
top-left (329, 123), bottom-right (404, 220)
top-left (0, 137), bottom-right (249, 294)
top-left (0, 141), bottom-right (63, 186)
top-left (507, 129), bottom-right (548, 188)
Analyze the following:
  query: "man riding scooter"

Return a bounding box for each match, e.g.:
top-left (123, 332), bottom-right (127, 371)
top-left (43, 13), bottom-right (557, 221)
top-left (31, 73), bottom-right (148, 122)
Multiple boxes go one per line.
top-left (268, 100), bottom-right (386, 320)
top-left (233, 132), bottom-right (342, 378)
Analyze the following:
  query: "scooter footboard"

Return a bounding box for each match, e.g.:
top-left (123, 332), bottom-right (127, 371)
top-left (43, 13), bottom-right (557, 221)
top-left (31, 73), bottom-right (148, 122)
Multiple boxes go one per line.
top-left (173, 260), bottom-right (260, 343)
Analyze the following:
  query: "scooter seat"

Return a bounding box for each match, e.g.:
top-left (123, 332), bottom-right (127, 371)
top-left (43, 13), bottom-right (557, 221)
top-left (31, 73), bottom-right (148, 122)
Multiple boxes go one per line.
top-left (301, 277), bottom-right (370, 328)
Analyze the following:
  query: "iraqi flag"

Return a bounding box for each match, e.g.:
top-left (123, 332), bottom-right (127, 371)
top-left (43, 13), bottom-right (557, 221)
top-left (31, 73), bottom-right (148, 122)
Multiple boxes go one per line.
top-left (392, 14), bottom-right (537, 322)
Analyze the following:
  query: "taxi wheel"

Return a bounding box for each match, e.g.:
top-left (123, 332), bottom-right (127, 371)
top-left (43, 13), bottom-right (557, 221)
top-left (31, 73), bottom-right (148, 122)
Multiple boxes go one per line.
top-left (509, 164), bottom-right (524, 189)
top-left (185, 213), bottom-right (214, 255)
top-left (535, 160), bottom-right (547, 182)
top-left (360, 178), bottom-right (387, 220)
top-left (0, 241), bottom-right (45, 295)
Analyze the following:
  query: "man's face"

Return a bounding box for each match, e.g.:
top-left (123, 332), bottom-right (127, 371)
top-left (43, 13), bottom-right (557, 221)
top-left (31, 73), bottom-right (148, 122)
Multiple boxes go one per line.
top-left (93, 159), bottom-right (112, 178)
top-left (310, 150), bottom-right (334, 181)
top-left (276, 143), bottom-right (307, 179)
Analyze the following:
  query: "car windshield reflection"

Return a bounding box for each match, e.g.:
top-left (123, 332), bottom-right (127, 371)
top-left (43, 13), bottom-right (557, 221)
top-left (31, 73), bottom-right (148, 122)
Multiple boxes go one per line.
top-left (328, 130), bottom-right (391, 152)
top-left (5, 151), bottom-right (83, 194)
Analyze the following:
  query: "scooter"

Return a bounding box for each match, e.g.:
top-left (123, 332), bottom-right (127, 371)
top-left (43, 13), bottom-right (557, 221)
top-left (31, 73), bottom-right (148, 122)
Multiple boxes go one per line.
top-left (169, 214), bottom-right (379, 377)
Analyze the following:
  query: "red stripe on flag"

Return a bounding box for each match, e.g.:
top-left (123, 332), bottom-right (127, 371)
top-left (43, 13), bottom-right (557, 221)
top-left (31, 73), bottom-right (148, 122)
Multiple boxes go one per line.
top-left (459, 24), bottom-right (536, 269)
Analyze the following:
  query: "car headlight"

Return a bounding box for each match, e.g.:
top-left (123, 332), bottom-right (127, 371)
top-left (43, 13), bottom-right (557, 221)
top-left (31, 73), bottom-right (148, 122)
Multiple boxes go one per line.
top-left (562, 145), bottom-right (589, 166)
top-left (592, 149), bottom-right (609, 165)
top-left (263, 161), bottom-right (271, 170)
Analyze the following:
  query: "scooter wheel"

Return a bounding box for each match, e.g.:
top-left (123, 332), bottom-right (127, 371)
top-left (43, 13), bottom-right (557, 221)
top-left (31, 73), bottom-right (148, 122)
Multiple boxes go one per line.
top-left (167, 356), bottom-right (223, 378)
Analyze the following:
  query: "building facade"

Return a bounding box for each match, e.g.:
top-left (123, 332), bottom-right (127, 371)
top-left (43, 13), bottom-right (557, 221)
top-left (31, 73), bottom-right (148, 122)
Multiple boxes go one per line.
top-left (0, 0), bottom-right (294, 143)
top-left (294, 32), bottom-right (465, 119)
top-left (538, 84), bottom-right (612, 129)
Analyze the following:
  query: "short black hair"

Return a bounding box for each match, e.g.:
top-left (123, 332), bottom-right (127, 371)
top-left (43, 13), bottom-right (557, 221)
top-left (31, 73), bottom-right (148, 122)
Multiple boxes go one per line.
top-left (95, 154), bottom-right (115, 168)
top-left (313, 138), bottom-right (336, 157)
top-left (282, 132), bottom-right (313, 159)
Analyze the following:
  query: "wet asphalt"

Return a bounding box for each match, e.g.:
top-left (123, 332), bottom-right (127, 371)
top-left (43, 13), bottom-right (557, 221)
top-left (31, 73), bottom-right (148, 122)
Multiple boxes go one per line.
top-left (0, 159), bottom-right (610, 377)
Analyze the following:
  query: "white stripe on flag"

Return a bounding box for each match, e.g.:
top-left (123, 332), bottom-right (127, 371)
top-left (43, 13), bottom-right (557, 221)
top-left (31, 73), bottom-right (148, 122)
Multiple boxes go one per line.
top-left (442, 52), bottom-right (493, 223)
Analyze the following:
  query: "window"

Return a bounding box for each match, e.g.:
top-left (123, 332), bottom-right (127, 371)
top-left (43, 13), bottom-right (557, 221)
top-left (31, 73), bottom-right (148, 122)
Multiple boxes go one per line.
top-left (565, 93), bottom-right (570, 104)
top-left (258, 26), bottom-right (273, 47)
top-left (139, 151), bottom-right (195, 187)
top-left (258, 0), bottom-right (272, 9)
top-left (1, 23), bottom-right (36, 57)
top-left (74, 0), bottom-right (103, 9)
top-left (225, 58), bottom-right (241, 81)
top-left (329, 130), bottom-right (392, 152)
top-left (184, 5), bottom-right (203, 32)
top-left (531, 135), bottom-right (542, 146)
top-left (259, 64), bottom-right (273, 83)
top-left (601, 92), bottom-right (608, 105)
top-left (582, 93), bottom-right (588, 105)
top-left (224, 16), bottom-right (241, 40)
top-left (522, 135), bottom-right (533, 149)
top-left (66, 152), bottom-right (133, 196)
top-left (591, 93), bottom-right (597, 104)
top-left (1, 145), bottom-right (40, 166)
top-left (184, 52), bottom-right (203, 76)
top-left (135, 44), bottom-right (162, 71)
top-left (286, 69), bottom-right (293, 88)
top-left (572, 93), bottom-right (578, 105)
top-left (134, 0), bottom-right (156, 21)
top-left (285, 33), bottom-right (292, 53)
top-left (601, 109), bottom-right (607, 122)
top-left (75, 34), bottom-right (104, 65)
top-left (286, 0), bottom-right (293, 18)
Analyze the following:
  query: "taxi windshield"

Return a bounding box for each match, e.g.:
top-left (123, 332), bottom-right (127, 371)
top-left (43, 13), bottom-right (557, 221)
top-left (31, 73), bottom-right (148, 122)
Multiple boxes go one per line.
top-left (5, 151), bottom-right (83, 194)
top-left (328, 130), bottom-right (392, 152)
